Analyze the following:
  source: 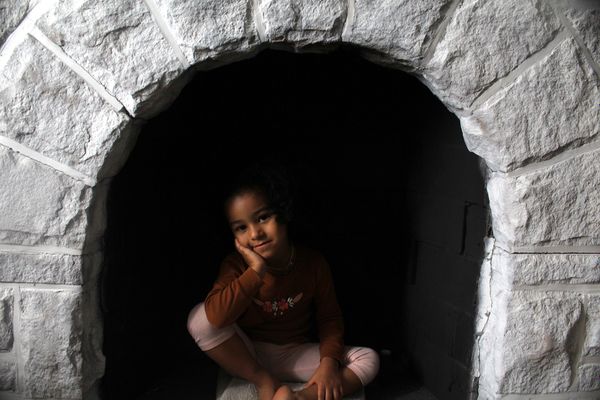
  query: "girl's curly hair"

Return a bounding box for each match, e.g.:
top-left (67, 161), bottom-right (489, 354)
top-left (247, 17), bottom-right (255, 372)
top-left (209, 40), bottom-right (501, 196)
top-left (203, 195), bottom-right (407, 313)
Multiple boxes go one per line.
top-left (222, 160), bottom-right (295, 225)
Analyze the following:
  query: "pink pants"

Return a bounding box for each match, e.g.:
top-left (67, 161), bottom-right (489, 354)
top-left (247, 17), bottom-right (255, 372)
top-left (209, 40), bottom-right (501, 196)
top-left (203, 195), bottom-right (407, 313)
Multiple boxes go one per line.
top-left (187, 302), bottom-right (380, 386)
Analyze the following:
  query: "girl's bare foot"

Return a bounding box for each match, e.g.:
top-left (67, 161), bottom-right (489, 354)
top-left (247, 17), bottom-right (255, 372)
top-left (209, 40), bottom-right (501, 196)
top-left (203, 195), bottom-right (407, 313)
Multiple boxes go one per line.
top-left (272, 384), bottom-right (297, 400)
top-left (254, 372), bottom-right (281, 400)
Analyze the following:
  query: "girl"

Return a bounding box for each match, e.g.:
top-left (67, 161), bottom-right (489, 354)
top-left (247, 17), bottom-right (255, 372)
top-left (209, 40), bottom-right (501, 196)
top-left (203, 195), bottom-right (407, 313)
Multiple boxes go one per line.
top-left (186, 162), bottom-right (379, 400)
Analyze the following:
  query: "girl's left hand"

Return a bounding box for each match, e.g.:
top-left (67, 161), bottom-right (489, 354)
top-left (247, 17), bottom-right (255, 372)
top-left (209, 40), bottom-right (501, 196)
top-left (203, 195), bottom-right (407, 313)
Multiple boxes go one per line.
top-left (304, 357), bottom-right (343, 400)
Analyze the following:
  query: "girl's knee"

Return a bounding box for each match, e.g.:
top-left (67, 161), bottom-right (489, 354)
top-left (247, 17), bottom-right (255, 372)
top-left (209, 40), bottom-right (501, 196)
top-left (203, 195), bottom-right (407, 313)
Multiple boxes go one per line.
top-left (186, 301), bottom-right (237, 351)
top-left (345, 346), bottom-right (380, 386)
top-left (186, 302), bottom-right (207, 337)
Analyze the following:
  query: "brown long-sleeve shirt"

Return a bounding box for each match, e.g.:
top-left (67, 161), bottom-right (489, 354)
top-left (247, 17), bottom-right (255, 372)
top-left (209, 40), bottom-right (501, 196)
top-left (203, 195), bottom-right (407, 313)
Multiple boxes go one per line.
top-left (204, 243), bottom-right (345, 363)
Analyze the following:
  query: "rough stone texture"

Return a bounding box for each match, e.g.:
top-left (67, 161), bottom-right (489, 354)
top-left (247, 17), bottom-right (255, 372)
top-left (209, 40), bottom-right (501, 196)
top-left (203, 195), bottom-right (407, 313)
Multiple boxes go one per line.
top-left (460, 37), bottom-right (600, 172)
top-left (0, 0), bottom-right (31, 47)
top-left (0, 252), bottom-right (82, 284)
top-left (423, 0), bottom-right (561, 110)
top-left (0, 359), bottom-right (16, 390)
top-left (0, 146), bottom-right (92, 250)
top-left (0, 35), bottom-right (131, 180)
top-left (577, 363), bottom-right (600, 391)
top-left (492, 247), bottom-right (600, 285)
top-left (154, 0), bottom-right (261, 66)
top-left (258, 0), bottom-right (346, 49)
top-left (487, 148), bottom-right (600, 249)
top-left (20, 288), bottom-right (82, 398)
top-left (475, 238), bottom-right (513, 399)
top-left (583, 294), bottom-right (600, 358)
top-left (344, 0), bottom-right (451, 67)
top-left (36, 0), bottom-right (185, 118)
top-left (565, 6), bottom-right (600, 67)
top-left (500, 290), bottom-right (582, 394)
top-left (0, 288), bottom-right (13, 351)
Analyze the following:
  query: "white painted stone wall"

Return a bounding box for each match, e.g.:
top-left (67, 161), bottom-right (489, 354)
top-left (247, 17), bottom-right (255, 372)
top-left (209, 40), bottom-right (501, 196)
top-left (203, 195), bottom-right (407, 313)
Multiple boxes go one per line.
top-left (0, 0), bottom-right (598, 399)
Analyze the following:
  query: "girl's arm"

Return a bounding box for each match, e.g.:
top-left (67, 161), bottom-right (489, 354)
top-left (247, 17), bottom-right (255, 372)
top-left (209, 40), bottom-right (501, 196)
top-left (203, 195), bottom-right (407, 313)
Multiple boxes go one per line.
top-left (203, 253), bottom-right (264, 328)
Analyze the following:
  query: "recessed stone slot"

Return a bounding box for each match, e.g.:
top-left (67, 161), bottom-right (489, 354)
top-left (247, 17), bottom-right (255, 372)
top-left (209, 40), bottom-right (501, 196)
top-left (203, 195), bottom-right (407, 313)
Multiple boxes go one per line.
top-left (100, 48), bottom-right (487, 400)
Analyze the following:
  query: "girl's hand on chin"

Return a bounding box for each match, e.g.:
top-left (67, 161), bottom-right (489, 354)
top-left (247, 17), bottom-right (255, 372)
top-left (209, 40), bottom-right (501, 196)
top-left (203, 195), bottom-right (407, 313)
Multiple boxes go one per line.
top-left (235, 238), bottom-right (267, 277)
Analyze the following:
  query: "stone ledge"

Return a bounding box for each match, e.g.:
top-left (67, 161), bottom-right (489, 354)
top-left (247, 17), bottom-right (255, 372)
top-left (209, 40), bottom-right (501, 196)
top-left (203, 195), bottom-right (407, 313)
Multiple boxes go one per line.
top-left (216, 369), bottom-right (366, 400)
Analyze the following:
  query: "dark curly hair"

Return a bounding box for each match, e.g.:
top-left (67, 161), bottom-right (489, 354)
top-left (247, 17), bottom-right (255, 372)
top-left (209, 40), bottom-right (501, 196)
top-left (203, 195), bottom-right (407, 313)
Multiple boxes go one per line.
top-left (222, 160), bottom-right (295, 226)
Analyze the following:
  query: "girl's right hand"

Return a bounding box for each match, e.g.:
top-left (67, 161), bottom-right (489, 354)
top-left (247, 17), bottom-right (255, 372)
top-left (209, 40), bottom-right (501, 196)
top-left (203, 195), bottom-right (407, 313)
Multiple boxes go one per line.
top-left (234, 238), bottom-right (268, 278)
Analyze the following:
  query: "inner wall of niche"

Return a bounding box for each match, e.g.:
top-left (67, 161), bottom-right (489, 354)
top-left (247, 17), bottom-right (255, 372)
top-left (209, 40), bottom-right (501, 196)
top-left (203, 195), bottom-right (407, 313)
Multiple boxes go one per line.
top-left (101, 46), bottom-right (488, 400)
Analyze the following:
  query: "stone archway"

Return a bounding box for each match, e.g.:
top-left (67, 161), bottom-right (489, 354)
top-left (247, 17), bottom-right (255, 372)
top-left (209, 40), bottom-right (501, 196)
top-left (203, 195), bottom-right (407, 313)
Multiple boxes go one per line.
top-left (0, 0), bottom-right (598, 399)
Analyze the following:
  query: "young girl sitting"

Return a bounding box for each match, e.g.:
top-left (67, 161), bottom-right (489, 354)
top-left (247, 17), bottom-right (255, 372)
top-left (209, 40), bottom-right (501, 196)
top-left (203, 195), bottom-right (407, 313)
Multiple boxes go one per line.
top-left (186, 163), bottom-right (379, 400)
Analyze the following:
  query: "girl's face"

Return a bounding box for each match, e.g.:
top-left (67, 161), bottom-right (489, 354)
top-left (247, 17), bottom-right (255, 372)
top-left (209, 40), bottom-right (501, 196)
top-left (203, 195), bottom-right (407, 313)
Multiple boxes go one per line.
top-left (226, 190), bottom-right (290, 266)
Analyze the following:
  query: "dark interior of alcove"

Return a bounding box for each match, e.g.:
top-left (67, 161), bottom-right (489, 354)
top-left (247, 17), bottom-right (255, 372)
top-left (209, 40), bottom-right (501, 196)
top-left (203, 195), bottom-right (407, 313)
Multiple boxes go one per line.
top-left (100, 46), bottom-right (488, 400)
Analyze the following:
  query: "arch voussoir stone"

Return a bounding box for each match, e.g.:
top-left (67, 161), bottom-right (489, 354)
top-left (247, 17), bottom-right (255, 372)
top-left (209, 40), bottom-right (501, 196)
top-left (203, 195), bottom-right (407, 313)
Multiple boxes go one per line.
top-left (460, 36), bottom-right (600, 173)
top-left (342, 0), bottom-right (452, 69)
top-left (34, 0), bottom-right (187, 119)
top-left (422, 0), bottom-right (562, 111)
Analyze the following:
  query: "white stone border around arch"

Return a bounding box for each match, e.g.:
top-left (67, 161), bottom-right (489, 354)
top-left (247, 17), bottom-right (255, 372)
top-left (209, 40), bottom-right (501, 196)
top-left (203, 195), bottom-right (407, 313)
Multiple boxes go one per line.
top-left (0, 0), bottom-right (599, 399)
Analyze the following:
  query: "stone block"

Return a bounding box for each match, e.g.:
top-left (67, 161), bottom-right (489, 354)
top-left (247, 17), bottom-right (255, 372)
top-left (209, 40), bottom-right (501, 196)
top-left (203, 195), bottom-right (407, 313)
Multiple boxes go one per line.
top-left (0, 252), bottom-right (82, 284)
top-left (487, 149), bottom-right (600, 248)
top-left (492, 246), bottom-right (600, 285)
top-left (154, 0), bottom-right (261, 65)
top-left (36, 0), bottom-right (185, 118)
top-left (460, 37), bottom-right (600, 172)
top-left (0, 35), bottom-right (131, 180)
top-left (0, 359), bottom-right (16, 390)
top-left (583, 294), bottom-right (600, 358)
top-left (565, 6), bottom-right (600, 67)
top-left (344, 0), bottom-right (451, 66)
top-left (576, 363), bottom-right (600, 391)
top-left (423, 0), bottom-right (561, 110)
top-left (20, 288), bottom-right (82, 398)
top-left (500, 290), bottom-right (582, 393)
top-left (0, 146), bottom-right (91, 249)
top-left (0, 288), bottom-right (13, 351)
top-left (257, 0), bottom-right (345, 48)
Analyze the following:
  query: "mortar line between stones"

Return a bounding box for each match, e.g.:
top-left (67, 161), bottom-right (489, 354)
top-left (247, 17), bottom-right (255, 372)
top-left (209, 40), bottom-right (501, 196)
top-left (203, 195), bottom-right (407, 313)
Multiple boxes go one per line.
top-left (251, 0), bottom-right (267, 42)
top-left (582, 356), bottom-right (600, 364)
top-left (0, 135), bottom-right (96, 187)
top-left (550, 2), bottom-right (600, 79)
top-left (501, 391), bottom-right (600, 400)
top-left (142, 0), bottom-right (190, 68)
top-left (514, 284), bottom-right (600, 294)
top-left (341, 0), bottom-right (355, 42)
top-left (28, 26), bottom-right (126, 114)
top-left (15, 283), bottom-right (82, 291)
top-left (495, 242), bottom-right (600, 255)
top-left (421, 0), bottom-right (462, 66)
top-left (470, 30), bottom-right (568, 110)
top-left (0, 244), bottom-right (82, 256)
top-left (507, 138), bottom-right (600, 178)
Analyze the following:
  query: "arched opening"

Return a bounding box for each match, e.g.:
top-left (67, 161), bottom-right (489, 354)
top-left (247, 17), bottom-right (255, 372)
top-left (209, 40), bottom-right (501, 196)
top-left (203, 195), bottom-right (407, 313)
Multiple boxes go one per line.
top-left (100, 46), bottom-right (488, 400)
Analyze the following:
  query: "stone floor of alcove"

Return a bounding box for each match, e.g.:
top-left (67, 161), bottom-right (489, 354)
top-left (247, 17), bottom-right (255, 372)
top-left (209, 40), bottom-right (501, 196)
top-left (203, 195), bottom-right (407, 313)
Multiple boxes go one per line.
top-left (133, 358), bottom-right (439, 400)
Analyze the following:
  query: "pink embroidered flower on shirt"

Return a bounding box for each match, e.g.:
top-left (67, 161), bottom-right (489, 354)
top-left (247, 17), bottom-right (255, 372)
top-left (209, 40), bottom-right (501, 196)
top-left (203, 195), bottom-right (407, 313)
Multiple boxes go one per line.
top-left (253, 293), bottom-right (303, 317)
